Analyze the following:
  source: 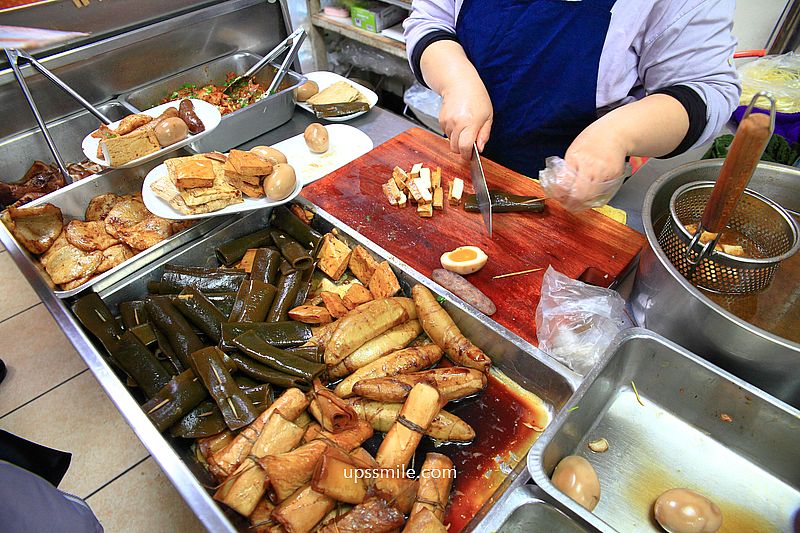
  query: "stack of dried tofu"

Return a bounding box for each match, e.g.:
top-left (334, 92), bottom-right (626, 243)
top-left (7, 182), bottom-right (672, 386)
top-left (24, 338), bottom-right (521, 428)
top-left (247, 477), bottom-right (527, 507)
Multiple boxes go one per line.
top-left (382, 164), bottom-right (464, 218)
top-left (151, 154), bottom-right (243, 215)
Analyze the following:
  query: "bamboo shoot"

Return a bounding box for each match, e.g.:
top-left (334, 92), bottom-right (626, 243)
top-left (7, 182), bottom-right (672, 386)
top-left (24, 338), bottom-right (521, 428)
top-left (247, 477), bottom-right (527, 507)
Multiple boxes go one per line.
top-left (271, 485), bottom-right (335, 533)
top-left (402, 507), bottom-right (447, 533)
top-left (352, 367), bottom-right (487, 402)
top-left (324, 297), bottom-right (416, 366)
top-left (376, 383), bottom-right (441, 472)
top-left (328, 320), bottom-right (422, 379)
top-left (412, 285), bottom-right (491, 372)
top-left (334, 344), bottom-right (442, 398)
top-left (318, 497), bottom-right (404, 533)
top-left (345, 398), bottom-right (475, 443)
top-left (309, 379), bottom-right (359, 432)
top-left (410, 453), bottom-right (454, 521)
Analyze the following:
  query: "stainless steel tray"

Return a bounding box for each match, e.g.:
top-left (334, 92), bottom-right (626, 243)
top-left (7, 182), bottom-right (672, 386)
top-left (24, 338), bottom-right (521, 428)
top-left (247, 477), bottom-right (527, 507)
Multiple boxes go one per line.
top-left (483, 485), bottom-right (589, 532)
top-left (528, 328), bottom-right (800, 533)
top-left (0, 155), bottom-right (229, 298)
top-left (0, 100), bottom-right (130, 184)
top-left (123, 52), bottom-right (304, 153)
top-left (82, 202), bottom-right (577, 532)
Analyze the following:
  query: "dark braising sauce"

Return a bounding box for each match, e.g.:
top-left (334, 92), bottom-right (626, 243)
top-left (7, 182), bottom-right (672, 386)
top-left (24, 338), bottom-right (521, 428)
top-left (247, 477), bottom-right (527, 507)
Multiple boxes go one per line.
top-left (702, 214), bottom-right (800, 343)
top-left (433, 370), bottom-right (548, 531)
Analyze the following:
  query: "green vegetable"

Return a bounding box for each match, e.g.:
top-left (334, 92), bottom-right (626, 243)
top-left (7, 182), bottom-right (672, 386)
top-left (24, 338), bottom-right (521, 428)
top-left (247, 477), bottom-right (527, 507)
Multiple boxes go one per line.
top-left (702, 133), bottom-right (800, 165)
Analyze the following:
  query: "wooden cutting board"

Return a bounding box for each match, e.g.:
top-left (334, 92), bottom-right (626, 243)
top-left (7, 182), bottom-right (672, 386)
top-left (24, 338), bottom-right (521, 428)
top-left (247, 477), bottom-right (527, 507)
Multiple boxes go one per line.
top-left (303, 128), bottom-right (645, 345)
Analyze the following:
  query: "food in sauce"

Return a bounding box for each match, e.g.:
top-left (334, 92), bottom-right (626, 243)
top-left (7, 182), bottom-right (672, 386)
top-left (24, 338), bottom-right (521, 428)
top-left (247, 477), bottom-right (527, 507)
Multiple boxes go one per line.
top-left (161, 69), bottom-right (293, 115)
top-left (0, 160), bottom-right (102, 209)
top-left (153, 117), bottom-right (189, 146)
top-left (654, 488), bottom-right (723, 533)
top-left (551, 455), bottom-right (601, 511)
top-left (684, 223), bottom-right (750, 257)
top-left (1, 193), bottom-right (190, 291)
top-left (295, 79), bottom-right (319, 102)
top-left (440, 245), bottom-right (488, 275)
top-left (263, 163), bottom-right (297, 201)
top-left (304, 123), bottom-right (329, 153)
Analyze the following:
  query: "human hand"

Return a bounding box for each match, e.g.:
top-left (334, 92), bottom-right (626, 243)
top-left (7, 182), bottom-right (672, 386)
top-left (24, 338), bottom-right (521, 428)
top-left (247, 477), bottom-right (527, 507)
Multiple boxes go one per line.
top-left (439, 75), bottom-right (493, 160)
top-left (541, 124), bottom-right (629, 212)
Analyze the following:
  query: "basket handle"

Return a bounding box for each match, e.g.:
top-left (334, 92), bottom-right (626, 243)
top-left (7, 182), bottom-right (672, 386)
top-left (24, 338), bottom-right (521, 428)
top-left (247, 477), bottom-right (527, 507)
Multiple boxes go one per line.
top-left (701, 93), bottom-right (774, 233)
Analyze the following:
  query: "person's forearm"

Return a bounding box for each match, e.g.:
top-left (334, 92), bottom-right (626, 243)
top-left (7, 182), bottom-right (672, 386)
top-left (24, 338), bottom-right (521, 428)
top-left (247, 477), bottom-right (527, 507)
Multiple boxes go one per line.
top-left (586, 94), bottom-right (691, 157)
top-left (420, 40), bottom-right (481, 98)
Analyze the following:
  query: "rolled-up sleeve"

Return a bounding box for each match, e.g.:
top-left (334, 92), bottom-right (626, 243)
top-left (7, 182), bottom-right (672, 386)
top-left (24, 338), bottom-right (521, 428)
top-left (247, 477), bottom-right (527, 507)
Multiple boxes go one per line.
top-left (638, 0), bottom-right (741, 147)
top-left (403, 0), bottom-right (459, 86)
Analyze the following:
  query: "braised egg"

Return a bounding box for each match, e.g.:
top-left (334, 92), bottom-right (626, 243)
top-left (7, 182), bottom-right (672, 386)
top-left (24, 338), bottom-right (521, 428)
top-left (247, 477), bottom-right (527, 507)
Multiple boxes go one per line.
top-left (304, 123), bottom-right (329, 153)
top-left (654, 488), bottom-right (722, 533)
top-left (551, 455), bottom-right (601, 511)
top-left (295, 80), bottom-right (319, 102)
top-left (263, 163), bottom-right (297, 201)
top-left (250, 145), bottom-right (288, 165)
top-left (440, 246), bottom-right (488, 275)
top-left (153, 117), bottom-right (188, 147)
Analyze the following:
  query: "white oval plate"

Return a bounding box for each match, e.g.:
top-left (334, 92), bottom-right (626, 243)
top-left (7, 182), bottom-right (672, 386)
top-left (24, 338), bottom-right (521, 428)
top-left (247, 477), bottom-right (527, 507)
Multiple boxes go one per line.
top-left (81, 99), bottom-right (221, 169)
top-left (296, 71), bottom-right (378, 122)
top-left (142, 124), bottom-right (373, 220)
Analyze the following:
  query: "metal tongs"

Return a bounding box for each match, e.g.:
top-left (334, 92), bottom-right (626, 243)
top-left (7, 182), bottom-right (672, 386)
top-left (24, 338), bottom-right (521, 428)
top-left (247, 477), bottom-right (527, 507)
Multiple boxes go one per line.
top-left (223, 27), bottom-right (306, 97)
top-left (5, 48), bottom-right (112, 184)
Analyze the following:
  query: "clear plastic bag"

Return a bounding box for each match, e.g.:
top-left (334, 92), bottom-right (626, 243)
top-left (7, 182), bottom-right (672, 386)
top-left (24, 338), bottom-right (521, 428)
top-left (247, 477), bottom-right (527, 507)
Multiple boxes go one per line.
top-left (738, 53), bottom-right (800, 113)
top-left (535, 266), bottom-right (632, 376)
top-left (404, 82), bottom-right (443, 134)
top-left (538, 156), bottom-right (626, 213)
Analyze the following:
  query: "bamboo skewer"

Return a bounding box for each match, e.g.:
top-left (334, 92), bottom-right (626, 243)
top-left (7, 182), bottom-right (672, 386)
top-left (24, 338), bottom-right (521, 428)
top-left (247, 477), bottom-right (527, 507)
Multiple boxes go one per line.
top-left (492, 267), bottom-right (544, 280)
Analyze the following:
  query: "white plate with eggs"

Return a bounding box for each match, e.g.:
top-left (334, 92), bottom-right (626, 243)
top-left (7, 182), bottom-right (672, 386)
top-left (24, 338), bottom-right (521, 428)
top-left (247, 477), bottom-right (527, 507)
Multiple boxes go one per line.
top-left (82, 99), bottom-right (221, 169)
top-left (141, 124), bottom-right (373, 220)
top-left (295, 71), bottom-right (378, 122)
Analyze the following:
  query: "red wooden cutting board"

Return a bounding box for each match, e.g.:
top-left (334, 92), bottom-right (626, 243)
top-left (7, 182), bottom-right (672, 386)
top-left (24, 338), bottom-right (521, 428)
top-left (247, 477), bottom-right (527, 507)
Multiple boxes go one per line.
top-left (303, 128), bottom-right (645, 345)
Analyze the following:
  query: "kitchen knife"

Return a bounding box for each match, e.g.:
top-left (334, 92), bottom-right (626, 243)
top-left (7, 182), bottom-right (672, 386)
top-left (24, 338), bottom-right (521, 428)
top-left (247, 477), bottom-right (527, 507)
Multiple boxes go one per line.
top-left (470, 142), bottom-right (492, 237)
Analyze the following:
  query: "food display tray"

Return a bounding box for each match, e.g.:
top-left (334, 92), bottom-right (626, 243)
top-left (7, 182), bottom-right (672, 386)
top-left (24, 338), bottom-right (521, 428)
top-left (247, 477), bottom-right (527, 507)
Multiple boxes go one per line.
top-left (123, 52), bottom-right (305, 153)
top-left (528, 328), bottom-right (800, 533)
top-left (67, 201), bottom-right (579, 532)
top-left (0, 100), bottom-right (130, 185)
top-left (0, 155), bottom-right (229, 298)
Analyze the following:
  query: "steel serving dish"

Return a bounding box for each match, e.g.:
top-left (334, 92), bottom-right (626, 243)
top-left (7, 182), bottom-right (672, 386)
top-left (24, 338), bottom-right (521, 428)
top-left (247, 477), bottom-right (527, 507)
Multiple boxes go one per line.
top-left (123, 52), bottom-right (304, 153)
top-left (476, 484), bottom-right (589, 532)
top-left (630, 160), bottom-right (800, 407)
top-left (0, 100), bottom-right (130, 184)
top-left (529, 328), bottom-right (800, 533)
top-left (63, 202), bottom-right (579, 532)
top-left (0, 154), bottom-right (228, 298)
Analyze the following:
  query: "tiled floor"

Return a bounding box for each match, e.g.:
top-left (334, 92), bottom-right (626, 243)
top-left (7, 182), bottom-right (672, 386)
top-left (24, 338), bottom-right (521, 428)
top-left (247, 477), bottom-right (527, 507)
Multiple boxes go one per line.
top-left (0, 248), bottom-right (203, 532)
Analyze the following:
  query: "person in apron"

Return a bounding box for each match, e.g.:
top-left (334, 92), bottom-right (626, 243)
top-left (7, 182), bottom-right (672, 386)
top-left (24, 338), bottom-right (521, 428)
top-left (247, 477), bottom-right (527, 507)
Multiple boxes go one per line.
top-left (404, 0), bottom-right (740, 204)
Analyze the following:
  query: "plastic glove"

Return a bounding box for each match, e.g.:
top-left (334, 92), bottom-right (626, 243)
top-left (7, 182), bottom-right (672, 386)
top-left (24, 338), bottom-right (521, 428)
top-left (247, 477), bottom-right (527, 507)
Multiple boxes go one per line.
top-left (539, 157), bottom-right (628, 213)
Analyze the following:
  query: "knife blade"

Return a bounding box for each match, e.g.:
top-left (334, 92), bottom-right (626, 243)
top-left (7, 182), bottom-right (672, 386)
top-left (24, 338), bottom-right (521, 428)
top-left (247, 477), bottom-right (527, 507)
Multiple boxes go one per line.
top-left (470, 142), bottom-right (492, 237)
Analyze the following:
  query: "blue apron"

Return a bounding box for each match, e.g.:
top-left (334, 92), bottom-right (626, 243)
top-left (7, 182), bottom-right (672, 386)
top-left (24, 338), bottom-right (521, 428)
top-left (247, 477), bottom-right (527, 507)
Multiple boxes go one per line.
top-left (456, 0), bottom-right (617, 177)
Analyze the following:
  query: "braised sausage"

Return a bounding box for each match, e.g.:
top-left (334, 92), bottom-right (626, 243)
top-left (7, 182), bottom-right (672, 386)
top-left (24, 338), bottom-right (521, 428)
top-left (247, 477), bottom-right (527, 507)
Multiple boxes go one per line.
top-left (431, 269), bottom-right (496, 316)
top-left (178, 99), bottom-right (205, 134)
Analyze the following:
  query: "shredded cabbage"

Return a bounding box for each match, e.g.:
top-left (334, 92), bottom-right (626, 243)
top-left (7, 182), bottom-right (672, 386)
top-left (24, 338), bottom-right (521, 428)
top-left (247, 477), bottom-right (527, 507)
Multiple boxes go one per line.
top-left (738, 53), bottom-right (800, 113)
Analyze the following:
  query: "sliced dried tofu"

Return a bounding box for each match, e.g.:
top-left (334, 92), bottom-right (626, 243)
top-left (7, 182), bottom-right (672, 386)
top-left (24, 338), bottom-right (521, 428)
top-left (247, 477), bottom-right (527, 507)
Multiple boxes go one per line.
top-left (317, 233), bottom-right (352, 281)
top-left (118, 216), bottom-right (172, 251)
top-left (96, 243), bottom-right (135, 273)
top-left (348, 245), bottom-right (379, 285)
top-left (368, 261), bottom-right (401, 299)
top-left (342, 283), bottom-right (373, 309)
top-left (65, 220), bottom-right (120, 251)
top-left (85, 193), bottom-right (120, 221)
top-left (2, 203), bottom-right (63, 255)
top-left (320, 291), bottom-right (349, 319)
top-left (44, 244), bottom-right (103, 285)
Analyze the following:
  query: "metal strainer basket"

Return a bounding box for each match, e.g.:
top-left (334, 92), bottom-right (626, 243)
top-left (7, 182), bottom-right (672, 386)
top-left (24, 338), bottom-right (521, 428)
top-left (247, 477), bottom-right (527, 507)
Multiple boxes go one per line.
top-left (659, 181), bottom-right (800, 293)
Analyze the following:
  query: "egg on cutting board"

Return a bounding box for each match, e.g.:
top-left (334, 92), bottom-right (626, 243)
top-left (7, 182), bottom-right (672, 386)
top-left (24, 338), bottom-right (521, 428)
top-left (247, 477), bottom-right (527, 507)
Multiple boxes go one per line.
top-left (440, 246), bottom-right (488, 275)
